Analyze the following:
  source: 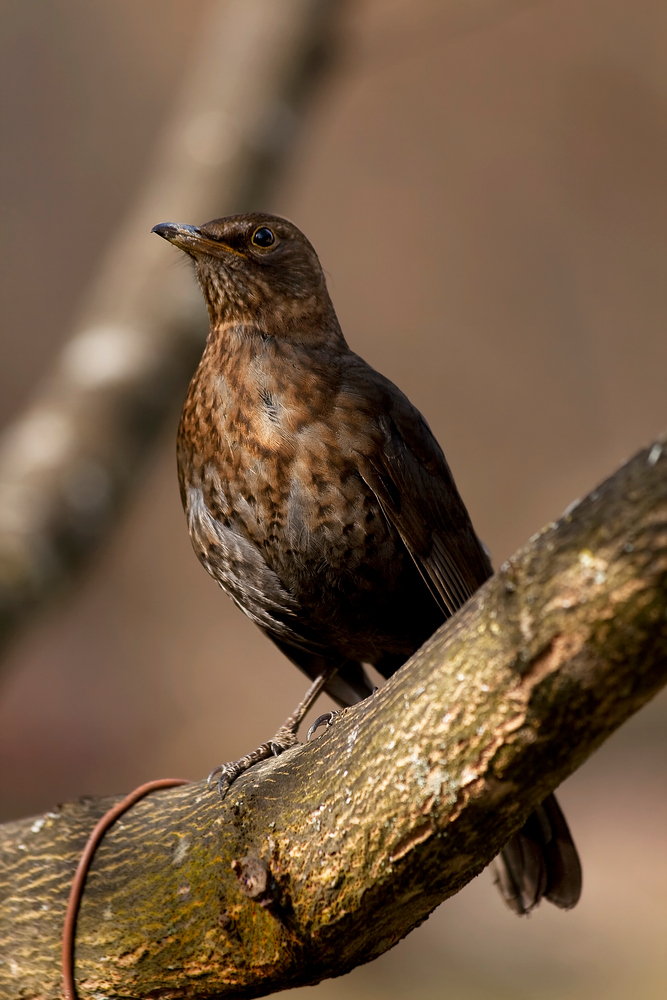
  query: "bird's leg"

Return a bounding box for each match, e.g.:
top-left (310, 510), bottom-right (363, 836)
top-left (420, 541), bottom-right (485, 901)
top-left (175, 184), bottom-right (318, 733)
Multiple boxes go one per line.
top-left (208, 667), bottom-right (337, 798)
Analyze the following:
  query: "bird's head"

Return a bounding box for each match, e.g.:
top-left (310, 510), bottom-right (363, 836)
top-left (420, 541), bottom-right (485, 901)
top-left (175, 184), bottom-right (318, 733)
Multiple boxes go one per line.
top-left (152, 213), bottom-right (342, 344)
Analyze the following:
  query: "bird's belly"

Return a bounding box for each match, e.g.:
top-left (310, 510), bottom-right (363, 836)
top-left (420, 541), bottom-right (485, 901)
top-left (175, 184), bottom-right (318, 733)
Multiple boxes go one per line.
top-left (186, 453), bottom-right (442, 664)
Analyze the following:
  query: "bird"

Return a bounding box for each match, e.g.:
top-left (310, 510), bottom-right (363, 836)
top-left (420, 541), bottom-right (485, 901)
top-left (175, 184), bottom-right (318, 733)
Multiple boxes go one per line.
top-left (152, 212), bottom-right (582, 915)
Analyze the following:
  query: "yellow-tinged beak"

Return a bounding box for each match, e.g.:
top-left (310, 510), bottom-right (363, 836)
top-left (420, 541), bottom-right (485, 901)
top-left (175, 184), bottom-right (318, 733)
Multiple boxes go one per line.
top-left (151, 222), bottom-right (246, 258)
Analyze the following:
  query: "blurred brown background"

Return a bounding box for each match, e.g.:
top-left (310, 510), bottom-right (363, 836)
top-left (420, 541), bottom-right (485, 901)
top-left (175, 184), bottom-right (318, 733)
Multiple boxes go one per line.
top-left (0, 1), bottom-right (665, 997)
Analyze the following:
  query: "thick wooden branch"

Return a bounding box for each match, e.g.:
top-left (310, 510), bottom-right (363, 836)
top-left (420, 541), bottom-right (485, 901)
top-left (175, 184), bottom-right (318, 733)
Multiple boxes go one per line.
top-left (1, 432), bottom-right (666, 998)
top-left (0, 0), bottom-right (340, 657)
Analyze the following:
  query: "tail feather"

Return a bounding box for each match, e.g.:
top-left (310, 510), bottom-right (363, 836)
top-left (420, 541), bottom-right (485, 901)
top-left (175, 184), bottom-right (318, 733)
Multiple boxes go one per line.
top-left (492, 792), bottom-right (582, 915)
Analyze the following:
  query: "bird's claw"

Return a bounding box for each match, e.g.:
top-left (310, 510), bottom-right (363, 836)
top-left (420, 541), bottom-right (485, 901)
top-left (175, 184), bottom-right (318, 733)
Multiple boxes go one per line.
top-left (206, 671), bottom-right (336, 799)
top-left (207, 728), bottom-right (300, 799)
top-left (307, 711), bottom-right (338, 741)
top-left (207, 760), bottom-right (245, 799)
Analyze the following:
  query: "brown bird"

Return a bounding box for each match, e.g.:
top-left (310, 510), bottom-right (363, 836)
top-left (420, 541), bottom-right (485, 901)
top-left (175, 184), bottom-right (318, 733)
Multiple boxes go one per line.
top-left (152, 213), bottom-right (582, 915)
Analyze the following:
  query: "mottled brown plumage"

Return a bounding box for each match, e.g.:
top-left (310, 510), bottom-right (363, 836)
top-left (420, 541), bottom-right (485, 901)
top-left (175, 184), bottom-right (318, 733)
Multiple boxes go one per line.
top-left (152, 213), bottom-right (582, 915)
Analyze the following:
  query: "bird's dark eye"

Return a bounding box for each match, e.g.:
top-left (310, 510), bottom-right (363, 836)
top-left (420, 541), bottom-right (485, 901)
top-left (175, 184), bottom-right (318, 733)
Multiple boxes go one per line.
top-left (251, 226), bottom-right (275, 248)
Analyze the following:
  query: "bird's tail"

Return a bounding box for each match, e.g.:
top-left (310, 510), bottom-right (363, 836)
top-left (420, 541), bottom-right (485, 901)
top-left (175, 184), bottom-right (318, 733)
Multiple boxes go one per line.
top-left (492, 792), bottom-right (582, 914)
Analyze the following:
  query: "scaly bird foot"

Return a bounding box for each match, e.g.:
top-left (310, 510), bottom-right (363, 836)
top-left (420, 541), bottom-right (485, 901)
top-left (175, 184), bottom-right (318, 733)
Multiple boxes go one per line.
top-left (207, 669), bottom-right (338, 799)
top-left (207, 723), bottom-right (300, 799)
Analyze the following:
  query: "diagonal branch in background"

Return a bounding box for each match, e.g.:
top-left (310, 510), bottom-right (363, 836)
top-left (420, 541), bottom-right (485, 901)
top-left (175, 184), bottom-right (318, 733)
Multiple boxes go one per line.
top-left (0, 0), bottom-right (342, 655)
top-left (1, 433), bottom-right (666, 999)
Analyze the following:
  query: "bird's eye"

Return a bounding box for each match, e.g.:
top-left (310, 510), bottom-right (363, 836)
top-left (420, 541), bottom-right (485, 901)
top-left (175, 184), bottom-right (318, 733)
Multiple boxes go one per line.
top-left (251, 226), bottom-right (275, 248)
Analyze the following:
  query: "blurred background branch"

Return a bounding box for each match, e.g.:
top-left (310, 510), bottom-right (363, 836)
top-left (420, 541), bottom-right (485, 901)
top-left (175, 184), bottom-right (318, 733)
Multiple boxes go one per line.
top-left (0, 0), bottom-right (341, 658)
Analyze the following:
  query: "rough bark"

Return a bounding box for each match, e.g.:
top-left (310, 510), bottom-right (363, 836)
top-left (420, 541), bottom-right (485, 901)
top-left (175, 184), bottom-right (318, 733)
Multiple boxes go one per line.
top-left (0, 0), bottom-right (341, 657)
top-left (1, 432), bottom-right (666, 999)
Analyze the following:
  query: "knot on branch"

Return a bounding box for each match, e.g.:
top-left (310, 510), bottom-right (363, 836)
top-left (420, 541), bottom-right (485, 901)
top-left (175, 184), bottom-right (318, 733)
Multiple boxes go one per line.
top-left (232, 854), bottom-right (279, 908)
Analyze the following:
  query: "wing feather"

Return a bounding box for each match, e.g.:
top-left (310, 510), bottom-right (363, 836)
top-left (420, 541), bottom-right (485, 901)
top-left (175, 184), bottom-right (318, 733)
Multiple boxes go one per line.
top-left (356, 404), bottom-right (492, 617)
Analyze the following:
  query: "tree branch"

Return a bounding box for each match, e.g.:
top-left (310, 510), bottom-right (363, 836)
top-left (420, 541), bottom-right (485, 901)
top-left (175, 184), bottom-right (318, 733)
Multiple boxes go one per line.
top-left (1, 431), bottom-right (666, 998)
top-left (0, 0), bottom-right (342, 658)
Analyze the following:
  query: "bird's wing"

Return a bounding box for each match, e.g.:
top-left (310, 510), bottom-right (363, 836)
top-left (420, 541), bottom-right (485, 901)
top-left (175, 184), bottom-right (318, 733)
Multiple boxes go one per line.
top-left (355, 394), bottom-right (492, 617)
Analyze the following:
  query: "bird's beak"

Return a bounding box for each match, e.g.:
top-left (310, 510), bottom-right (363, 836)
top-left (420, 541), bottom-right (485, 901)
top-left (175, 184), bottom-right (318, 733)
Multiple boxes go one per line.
top-left (151, 222), bottom-right (245, 259)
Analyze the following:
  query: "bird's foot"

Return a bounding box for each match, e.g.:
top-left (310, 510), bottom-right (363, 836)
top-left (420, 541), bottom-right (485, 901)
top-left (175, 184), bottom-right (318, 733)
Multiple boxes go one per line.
top-left (207, 668), bottom-right (338, 799)
top-left (207, 724), bottom-right (300, 799)
top-left (306, 711), bottom-right (339, 741)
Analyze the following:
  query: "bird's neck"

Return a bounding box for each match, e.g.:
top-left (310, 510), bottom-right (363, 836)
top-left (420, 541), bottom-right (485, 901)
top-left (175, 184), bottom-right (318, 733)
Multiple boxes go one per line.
top-left (205, 322), bottom-right (346, 391)
top-left (204, 308), bottom-right (348, 360)
top-left (203, 278), bottom-right (346, 342)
